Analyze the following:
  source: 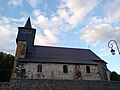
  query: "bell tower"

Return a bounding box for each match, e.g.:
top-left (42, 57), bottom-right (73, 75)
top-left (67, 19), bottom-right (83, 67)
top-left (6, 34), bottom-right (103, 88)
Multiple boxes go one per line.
top-left (11, 17), bottom-right (36, 79)
top-left (15, 17), bottom-right (36, 58)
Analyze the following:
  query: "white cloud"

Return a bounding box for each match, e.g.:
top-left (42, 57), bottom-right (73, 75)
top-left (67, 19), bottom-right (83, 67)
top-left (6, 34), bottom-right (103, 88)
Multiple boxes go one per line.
top-left (80, 17), bottom-right (114, 44)
top-left (79, 0), bottom-right (120, 58)
top-left (80, 0), bottom-right (120, 45)
top-left (35, 29), bottom-right (58, 46)
top-left (0, 16), bottom-right (27, 55)
top-left (63, 0), bottom-right (98, 26)
top-left (31, 0), bottom-right (99, 46)
top-left (8, 0), bottom-right (43, 8)
top-left (32, 10), bottom-right (41, 17)
top-left (0, 0), bottom-right (99, 54)
top-left (26, 0), bottom-right (43, 8)
top-left (8, 0), bottom-right (23, 7)
top-left (0, 17), bottom-right (17, 54)
top-left (104, 0), bottom-right (120, 23)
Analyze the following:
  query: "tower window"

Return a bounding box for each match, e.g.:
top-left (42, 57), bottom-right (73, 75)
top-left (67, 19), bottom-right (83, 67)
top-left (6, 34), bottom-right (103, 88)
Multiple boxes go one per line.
top-left (37, 65), bottom-right (42, 72)
top-left (63, 65), bottom-right (68, 73)
top-left (22, 29), bottom-right (26, 33)
top-left (86, 66), bottom-right (91, 73)
top-left (26, 30), bottom-right (32, 34)
top-left (22, 29), bottom-right (32, 34)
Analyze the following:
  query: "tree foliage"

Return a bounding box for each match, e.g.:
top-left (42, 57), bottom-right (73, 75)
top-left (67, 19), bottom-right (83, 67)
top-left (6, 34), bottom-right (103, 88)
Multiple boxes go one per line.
top-left (0, 52), bottom-right (14, 82)
top-left (110, 71), bottom-right (120, 81)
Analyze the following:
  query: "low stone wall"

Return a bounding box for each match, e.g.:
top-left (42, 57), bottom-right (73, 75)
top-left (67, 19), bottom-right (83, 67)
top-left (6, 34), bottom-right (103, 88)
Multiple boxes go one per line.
top-left (0, 79), bottom-right (120, 90)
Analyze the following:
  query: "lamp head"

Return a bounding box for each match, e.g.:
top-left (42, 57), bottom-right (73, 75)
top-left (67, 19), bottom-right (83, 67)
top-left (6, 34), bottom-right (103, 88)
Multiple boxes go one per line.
top-left (111, 49), bottom-right (115, 55)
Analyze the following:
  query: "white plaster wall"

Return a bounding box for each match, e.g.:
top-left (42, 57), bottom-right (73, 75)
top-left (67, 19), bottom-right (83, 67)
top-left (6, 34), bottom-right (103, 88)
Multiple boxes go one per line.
top-left (20, 63), bottom-right (100, 80)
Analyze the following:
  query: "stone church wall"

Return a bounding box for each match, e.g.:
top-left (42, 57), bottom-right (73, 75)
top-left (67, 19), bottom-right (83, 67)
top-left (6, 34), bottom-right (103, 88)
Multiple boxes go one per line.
top-left (18, 63), bottom-right (100, 80)
top-left (0, 79), bottom-right (120, 90)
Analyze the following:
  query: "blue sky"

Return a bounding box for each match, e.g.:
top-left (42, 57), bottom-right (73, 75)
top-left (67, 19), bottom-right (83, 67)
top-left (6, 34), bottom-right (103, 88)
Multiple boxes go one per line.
top-left (0, 0), bottom-right (120, 74)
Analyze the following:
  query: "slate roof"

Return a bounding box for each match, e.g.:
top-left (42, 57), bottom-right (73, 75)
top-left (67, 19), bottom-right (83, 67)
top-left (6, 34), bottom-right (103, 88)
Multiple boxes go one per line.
top-left (24, 17), bottom-right (32, 28)
top-left (18, 45), bottom-right (104, 65)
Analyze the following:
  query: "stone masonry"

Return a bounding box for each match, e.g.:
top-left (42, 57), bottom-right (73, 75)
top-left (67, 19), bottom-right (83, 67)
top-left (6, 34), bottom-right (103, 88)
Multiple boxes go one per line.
top-left (18, 63), bottom-right (100, 80)
top-left (0, 79), bottom-right (120, 90)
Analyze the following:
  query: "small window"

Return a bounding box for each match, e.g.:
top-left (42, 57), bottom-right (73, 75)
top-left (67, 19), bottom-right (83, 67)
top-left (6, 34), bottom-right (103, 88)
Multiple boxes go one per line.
top-left (26, 30), bottom-right (32, 34)
top-left (22, 29), bottom-right (32, 34)
top-left (86, 66), bottom-right (91, 73)
top-left (37, 65), bottom-right (42, 72)
top-left (22, 29), bottom-right (26, 33)
top-left (63, 65), bottom-right (68, 73)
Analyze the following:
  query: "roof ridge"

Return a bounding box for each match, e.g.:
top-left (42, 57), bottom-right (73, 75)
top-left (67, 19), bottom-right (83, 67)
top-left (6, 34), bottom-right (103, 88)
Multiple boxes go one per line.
top-left (34, 45), bottom-right (90, 51)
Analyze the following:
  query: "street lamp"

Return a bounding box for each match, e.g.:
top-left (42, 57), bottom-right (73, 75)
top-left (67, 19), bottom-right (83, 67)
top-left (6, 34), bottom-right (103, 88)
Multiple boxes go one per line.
top-left (108, 40), bottom-right (120, 55)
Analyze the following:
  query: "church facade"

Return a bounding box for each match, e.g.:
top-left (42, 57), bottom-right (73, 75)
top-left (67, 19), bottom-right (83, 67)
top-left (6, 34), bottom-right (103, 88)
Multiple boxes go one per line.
top-left (12, 17), bottom-right (110, 80)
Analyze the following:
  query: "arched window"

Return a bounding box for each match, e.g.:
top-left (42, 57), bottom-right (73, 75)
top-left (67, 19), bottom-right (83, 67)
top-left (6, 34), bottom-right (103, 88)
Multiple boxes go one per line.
top-left (63, 65), bottom-right (68, 73)
top-left (86, 66), bottom-right (91, 73)
top-left (37, 65), bottom-right (42, 72)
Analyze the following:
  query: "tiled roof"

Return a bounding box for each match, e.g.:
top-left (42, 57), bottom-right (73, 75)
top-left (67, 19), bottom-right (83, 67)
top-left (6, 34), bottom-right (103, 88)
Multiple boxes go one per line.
top-left (18, 45), bottom-right (103, 64)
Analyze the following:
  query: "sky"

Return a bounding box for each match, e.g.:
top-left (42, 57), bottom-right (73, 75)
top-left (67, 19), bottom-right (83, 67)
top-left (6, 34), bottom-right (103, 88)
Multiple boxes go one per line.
top-left (0, 0), bottom-right (120, 74)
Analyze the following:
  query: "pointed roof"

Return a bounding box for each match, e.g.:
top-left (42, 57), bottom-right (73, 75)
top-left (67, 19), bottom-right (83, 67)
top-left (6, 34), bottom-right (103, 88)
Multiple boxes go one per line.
top-left (24, 17), bottom-right (32, 28)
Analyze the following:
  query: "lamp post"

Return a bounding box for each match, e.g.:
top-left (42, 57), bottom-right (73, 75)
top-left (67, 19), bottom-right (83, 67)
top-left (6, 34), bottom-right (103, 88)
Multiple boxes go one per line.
top-left (108, 40), bottom-right (120, 55)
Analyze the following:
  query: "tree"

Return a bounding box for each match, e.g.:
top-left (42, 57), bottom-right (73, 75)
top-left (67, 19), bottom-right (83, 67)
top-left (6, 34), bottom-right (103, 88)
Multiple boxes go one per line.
top-left (110, 71), bottom-right (120, 81)
top-left (0, 52), bottom-right (14, 82)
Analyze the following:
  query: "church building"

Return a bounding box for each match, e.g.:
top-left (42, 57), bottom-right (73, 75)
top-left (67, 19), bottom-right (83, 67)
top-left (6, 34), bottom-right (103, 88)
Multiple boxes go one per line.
top-left (12, 17), bottom-right (110, 80)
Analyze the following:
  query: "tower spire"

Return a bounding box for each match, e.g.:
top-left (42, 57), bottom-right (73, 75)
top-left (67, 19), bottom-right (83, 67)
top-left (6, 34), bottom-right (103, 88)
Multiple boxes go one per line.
top-left (24, 17), bottom-right (32, 28)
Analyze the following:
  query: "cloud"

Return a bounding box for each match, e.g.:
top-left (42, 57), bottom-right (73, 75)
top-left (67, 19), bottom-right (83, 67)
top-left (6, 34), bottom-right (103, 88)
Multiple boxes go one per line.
top-left (8, 0), bottom-right (43, 8)
top-left (26, 0), bottom-right (43, 8)
top-left (30, 0), bottom-right (99, 46)
top-left (80, 0), bottom-right (120, 57)
top-left (35, 29), bottom-right (59, 46)
top-left (0, 0), bottom-right (99, 54)
top-left (8, 0), bottom-right (23, 7)
top-left (0, 17), bottom-right (17, 54)
top-left (104, 0), bottom-right (120, 23)
top-left (0, 16), bottom-right (27, 55)
top-left (32, 10), bottom-right (60, 45)
top-left (54, 0), bottom-right (98, 30)
top-left (80, 0), bottom-right (120, 45)
top-left (80, 16), bottom-right (120, 45)
top-left (57, 0), bottom-right (98, 27)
